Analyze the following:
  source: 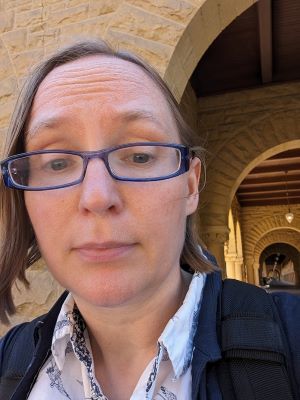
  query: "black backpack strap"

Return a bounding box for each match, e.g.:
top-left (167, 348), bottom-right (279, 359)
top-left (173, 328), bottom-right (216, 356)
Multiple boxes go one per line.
top-left (217, 279), bottom-right (296, 400)
top-left (0, 318), bottom-right (41, 399)
top-left (0, 291), bottom-right (68, 399)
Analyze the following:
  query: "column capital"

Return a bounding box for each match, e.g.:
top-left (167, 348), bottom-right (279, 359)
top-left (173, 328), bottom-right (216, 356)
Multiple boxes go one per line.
top-left (201, 226), bottom-right (230, 245)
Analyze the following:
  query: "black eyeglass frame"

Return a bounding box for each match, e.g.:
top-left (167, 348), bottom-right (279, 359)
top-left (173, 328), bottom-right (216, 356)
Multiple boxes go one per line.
top-left (0, 142), bottom-right (194, 191)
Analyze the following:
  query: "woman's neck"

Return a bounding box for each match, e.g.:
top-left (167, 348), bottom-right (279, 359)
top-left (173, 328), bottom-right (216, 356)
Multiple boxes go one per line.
top-left (74, 268), bottom-right (190, 363)
top-left (73, 268), bottom-right (191, 399)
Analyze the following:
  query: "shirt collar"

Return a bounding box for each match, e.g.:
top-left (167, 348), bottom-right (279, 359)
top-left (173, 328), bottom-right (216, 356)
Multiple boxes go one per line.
top-left (158, 272), bottom-right (206, 379)
top-left (51, 272), bottom-right (207, 377)
top-left (51, 293), bottom-right (77, 371)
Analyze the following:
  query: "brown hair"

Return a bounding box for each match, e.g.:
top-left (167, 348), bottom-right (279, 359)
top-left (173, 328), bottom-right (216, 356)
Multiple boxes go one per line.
top-left (0, 39), bottom-right (217, 324)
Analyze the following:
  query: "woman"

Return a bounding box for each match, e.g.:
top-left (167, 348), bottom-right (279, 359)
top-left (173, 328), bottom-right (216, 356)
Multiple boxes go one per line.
top-left (1, 39), bottom-right (300, 400)
top-left (0, 40), bottom-right (217, 399)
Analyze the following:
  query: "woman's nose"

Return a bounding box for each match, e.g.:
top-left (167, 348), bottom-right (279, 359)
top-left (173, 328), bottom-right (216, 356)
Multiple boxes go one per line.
top-left (78, 158), bottom-right (123, 215)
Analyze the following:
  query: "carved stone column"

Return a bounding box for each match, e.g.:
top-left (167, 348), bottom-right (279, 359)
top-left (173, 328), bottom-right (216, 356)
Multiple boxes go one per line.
top-left (225, 259), bottom-right (236, 279)
top-left (202, 227), bottom-right (229, 276)
top-left (234, 257), bottom-right (244, 281)
top-left (253, 262), bottom-right (260, 286)
top-left (244, 256), bottom-right (255, 284)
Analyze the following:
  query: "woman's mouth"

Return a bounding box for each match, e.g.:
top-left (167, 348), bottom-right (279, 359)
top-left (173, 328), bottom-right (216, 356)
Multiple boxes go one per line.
top-left (73, 241), bottom-right (136, 263)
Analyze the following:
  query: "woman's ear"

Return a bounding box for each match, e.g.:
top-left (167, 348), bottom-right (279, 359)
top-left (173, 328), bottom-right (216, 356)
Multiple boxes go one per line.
top-left (186, 157), bottom-right (201, 216)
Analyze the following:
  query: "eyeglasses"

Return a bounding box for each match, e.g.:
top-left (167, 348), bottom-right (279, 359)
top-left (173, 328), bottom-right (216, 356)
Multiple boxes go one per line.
top-left (0, 142), bottom-right (193, 191)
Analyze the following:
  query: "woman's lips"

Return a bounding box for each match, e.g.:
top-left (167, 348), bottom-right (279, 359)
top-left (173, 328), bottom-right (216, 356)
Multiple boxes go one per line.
top-left (73, 242), bottom-right (136, 263)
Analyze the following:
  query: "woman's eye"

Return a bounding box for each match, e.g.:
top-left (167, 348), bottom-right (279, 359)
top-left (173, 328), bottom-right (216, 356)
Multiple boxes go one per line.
top-left (132, 153), bottom-right (152, 163)
top-left (48, 159), bottom-right (69, 171)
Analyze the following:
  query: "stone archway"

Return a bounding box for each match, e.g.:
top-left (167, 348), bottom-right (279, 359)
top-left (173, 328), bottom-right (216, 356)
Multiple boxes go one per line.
top-left (200, 124), bottom-right (300, 269)
top-left (201, 124), bottom-right (300, 228)
top-left (249, 227), bottom-right (300, 285)
top-left (249, 220), bottom-right (300, 249)
top-left (259, 242), bottom-right (300, 285)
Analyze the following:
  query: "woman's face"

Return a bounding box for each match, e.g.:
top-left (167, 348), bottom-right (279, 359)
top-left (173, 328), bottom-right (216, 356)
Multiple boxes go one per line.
top-left (24, 56), bottom-right (200, 310)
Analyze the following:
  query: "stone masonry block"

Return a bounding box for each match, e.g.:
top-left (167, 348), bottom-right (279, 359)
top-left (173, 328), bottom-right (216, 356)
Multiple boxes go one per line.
top-left (0, 76), bottom-right (17, 98)
top-left (32, 0), bottom-right (43, 7)
top-left (14, 3), bottom-right (35, 13)
top-left (199, 0), bottom-right (222, 45)
top-left (0, 266), bottom-right (64, 336)
top-left (88, 0), bottom-right (121, 17)
top-left (2, 29), bottom-right (28, 53)
top-left (126, 0), bottom-right (197, 24)
top-left (106, 29), bottom-right (172, 75)
top-left (109, 4), bottom-right (184, 47)
top-left (27, 27), bottom-right (60, 50)
top-left (2, 0), bottom-right (32, 11)
top-left (35, 0), bottom-right (62, 5)
top-left (172, 28), bottom-right (202, 79)
top-left (59, 16), bottom-right (109, 41)
top-left (0, 44), bottom-right (14, 79)
top-left (46, 4), bottom-right (89, 26)
top-left (65, 0), bottom-right (89, 7)
top-left (235, 0), bottom-right (256, 17)
top-left (164, 52), bottom-right (189, 101)
top-left (12, 48), bottom-right (44, 76)
top-left (0, 127), bottom-right (6, 154)
top-left (183, 15), bottom-right (211, 65)
top-left (44, 2), bottom-right (66, 13)
top-left (188, 0), bottom-right (206, 5)
top-left (14, 8), bottom-right (43, 29)
top-left (28, 22), bottom-right (47, 33)
top-left (0, 11), bottom-right (14, 33)
top-left (43, 41), bottom-right (61, 57)
top-left (0, 98), bottom-right (15, 129)
top-left (218, 0), bottom-right (238, 30)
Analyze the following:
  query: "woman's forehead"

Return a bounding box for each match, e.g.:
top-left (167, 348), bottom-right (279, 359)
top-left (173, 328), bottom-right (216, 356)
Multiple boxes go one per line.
top-left (35, 56), bottom-right (164, 104)
top-left (28, 55), bottom-right (178, 134)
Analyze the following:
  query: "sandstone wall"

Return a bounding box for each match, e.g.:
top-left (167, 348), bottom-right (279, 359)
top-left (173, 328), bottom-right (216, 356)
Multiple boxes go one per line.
top-left (0, 261), bottom-right (64, 336)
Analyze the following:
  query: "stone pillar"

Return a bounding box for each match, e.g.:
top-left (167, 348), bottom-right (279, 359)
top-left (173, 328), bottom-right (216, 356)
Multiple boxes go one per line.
top-left (224, 256), bottom-right (244, 281)
top-left (253, 262), bottom-right (260, 286)
top-left (202, 226), bottom-right (229, 277)
top-left (226, 259), bottom-right (236, 279)
top-left (261, 261), bottom-right (267, 278)
top-left (244, 256), bottom-right (255, 284)
top-left (234, 257), bottom-right (244, 281)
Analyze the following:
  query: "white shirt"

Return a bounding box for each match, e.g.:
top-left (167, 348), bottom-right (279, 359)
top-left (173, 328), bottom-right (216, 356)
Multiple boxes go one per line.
top-left (28, 272), bottom-right (206, 400)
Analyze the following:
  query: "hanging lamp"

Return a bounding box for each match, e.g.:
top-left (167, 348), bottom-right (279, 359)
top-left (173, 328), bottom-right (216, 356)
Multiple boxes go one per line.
top-left (284, 171), bottom-right (294, 224)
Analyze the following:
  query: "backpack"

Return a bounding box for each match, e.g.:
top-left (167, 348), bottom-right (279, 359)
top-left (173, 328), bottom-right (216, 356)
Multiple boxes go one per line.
top-left (216, 279), bottom-right (299, 400)
top-left (1, 279), bottom-right (299, 399)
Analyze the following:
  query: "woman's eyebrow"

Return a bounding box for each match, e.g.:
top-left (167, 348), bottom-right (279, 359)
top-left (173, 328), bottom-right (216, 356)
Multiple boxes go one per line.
top-left (120, 109), bottom-right (159, 122)
top-left (25, 116), bottom-right (65, 142)
top-left (118, 109), bottom-right (166, 130)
